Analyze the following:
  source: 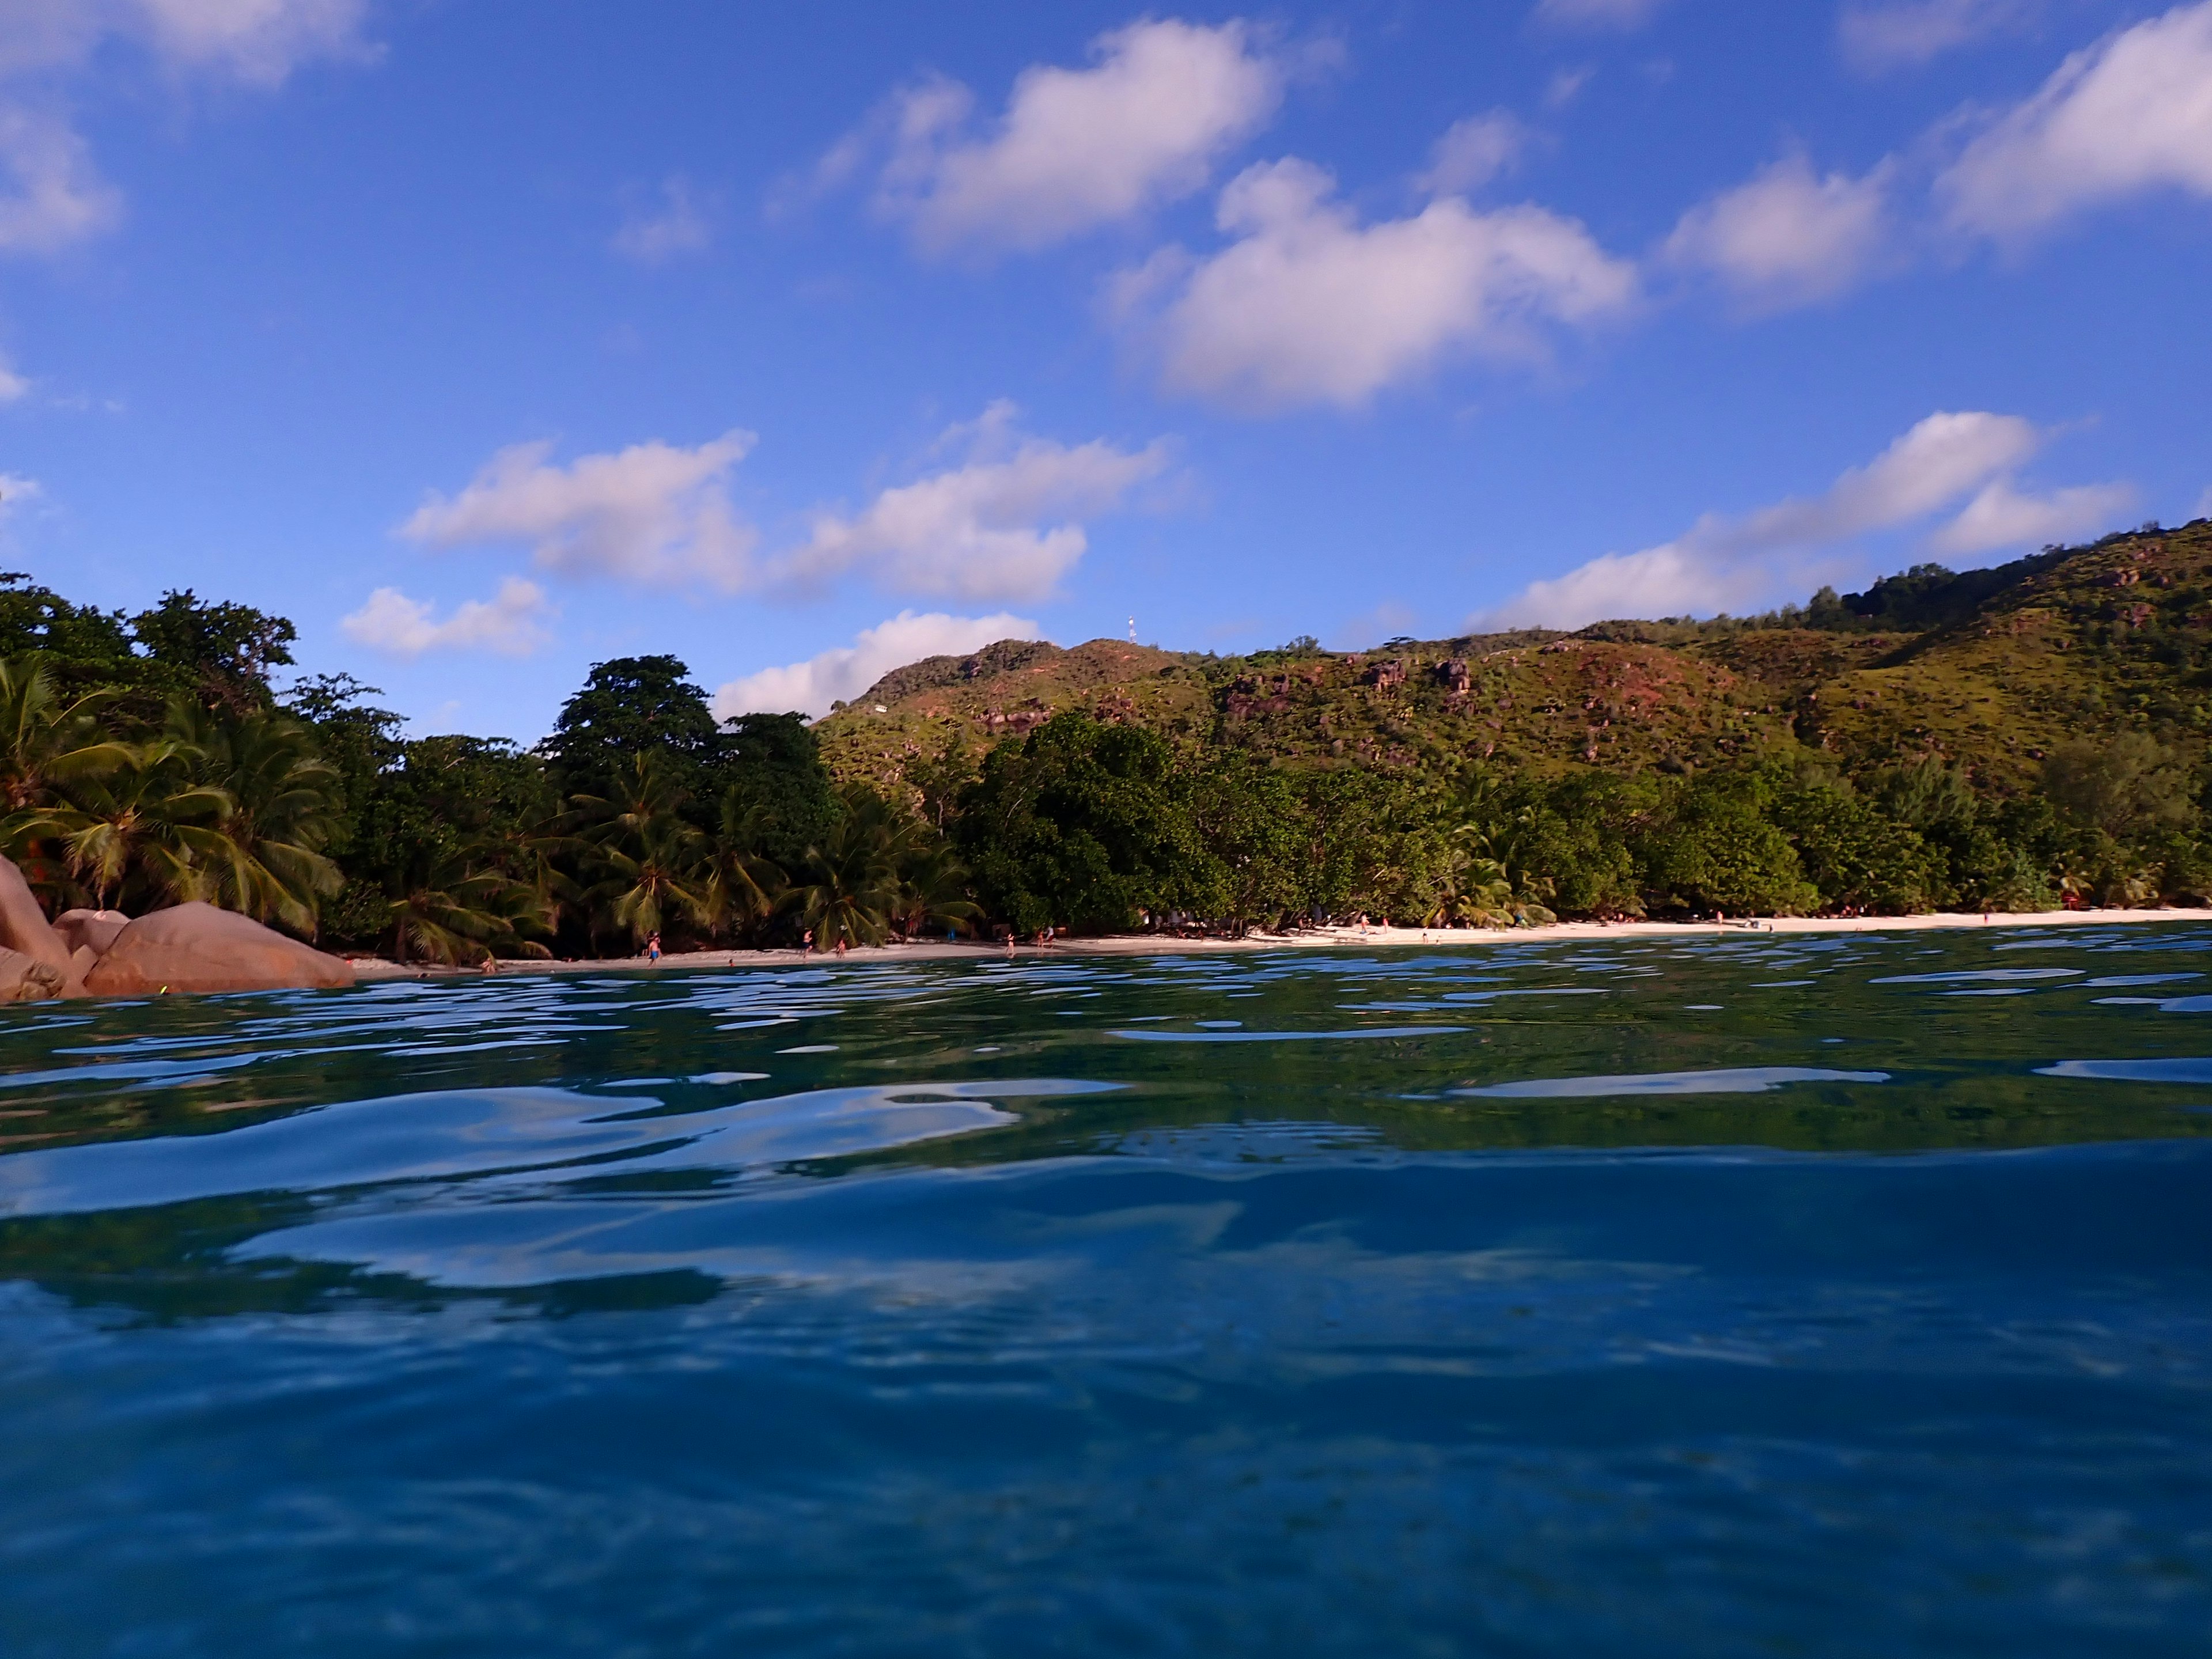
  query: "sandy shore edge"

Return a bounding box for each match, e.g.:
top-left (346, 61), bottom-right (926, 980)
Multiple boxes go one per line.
top-left (344, 906), bottom-right (2211, 981)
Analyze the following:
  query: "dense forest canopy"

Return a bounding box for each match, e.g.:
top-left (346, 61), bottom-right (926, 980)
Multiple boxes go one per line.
top-left (2, 518), bottom-right (2207, 959)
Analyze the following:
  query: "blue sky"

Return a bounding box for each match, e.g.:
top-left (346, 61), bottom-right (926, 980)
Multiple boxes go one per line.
top-left (1, 0), bottom-right (2208, 741)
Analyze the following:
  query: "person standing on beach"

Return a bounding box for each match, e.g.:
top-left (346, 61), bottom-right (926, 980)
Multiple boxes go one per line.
top-left (646, 932), bottom-right (661, 965)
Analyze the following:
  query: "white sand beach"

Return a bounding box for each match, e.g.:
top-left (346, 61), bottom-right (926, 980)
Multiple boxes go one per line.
top-left (347, 906), bottom-right (2211, 980)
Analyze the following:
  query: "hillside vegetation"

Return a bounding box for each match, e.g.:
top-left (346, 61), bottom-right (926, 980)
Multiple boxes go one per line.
top-left (820, 522), bottom-right (2212, 796)
top-left (1, 520), bottom-right (2206, 960)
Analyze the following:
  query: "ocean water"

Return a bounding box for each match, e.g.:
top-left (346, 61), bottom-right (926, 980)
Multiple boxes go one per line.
top-left (2, 927), bottom-right (2210, 1657)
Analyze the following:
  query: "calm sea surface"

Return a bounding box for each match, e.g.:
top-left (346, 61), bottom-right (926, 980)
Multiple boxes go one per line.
top-left (3, 927), bottom-right (2211, 1656)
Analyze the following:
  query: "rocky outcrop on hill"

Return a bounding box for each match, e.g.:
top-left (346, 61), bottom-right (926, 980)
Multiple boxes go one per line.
top-left (83, 902), bottom-right (357, 997)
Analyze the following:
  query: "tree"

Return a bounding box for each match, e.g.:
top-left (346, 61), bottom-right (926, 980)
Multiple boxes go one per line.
top-left (0, 654), bottom-right (130, 815)
top-left (573, 751), bottom-right (710, 948)
top-left (722, 711), bottom-right (839, 866)
top-left (1635, 772), bottom-right (1819, 916)
top-left (543, 656), bottom-right (723, 800)
top-left (955, 713), bottom-right (1203, 935)
top-left (167, 702), bottom-right (345, 933)
top-left (2043, 734), bottom-right (2194, 843)
top-left (128, 590), bottom-right (298, 714)
top-left (789, 790), bottom-right (900, 949)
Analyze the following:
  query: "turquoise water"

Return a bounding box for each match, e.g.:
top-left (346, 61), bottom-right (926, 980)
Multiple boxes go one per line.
top-left (3, 927), bottom-right (2211, 1656)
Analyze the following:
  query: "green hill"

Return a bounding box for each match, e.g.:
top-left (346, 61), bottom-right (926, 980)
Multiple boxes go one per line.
top-left (819, 520), bottom-right (2212, 799)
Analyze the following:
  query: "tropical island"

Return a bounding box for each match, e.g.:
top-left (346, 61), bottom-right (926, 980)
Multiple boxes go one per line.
top-left (2, 515), bottom-right (2208, 978)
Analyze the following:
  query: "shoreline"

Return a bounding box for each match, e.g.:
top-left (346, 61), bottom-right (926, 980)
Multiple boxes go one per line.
top-left (346, 906), bottom-right (2212, 981)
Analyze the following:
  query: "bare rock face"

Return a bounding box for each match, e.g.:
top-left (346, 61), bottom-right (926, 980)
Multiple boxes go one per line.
top-left (0, 857), bottom-right (85, 998)
top-left (84, 902), bottom-right (357, 997)
top-left (55, 908), bottom-right (131, 959)
top-left (0, 945), bottom-right (65, 1002)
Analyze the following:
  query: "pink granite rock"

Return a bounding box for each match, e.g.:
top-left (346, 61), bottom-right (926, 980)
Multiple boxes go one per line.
top-left (84, 902), bottom-right (355, 997)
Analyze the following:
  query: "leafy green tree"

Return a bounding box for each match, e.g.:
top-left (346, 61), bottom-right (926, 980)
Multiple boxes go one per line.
top-left (1185, 754), bottom-right (1301, 931)
top-left (2043, 733), bottom-right (2194, 842)
top-left (128, 590), bottom-right (298, 714)
top-left (1771, 774), bottom-right (1941, 914)
top-left (1635, 772), bottom-right (1819, 916)
top-left (955, 713), bottom-right (1203, 935)
top-left (543, 655), bottom-right (724, 801)
top-left (722, 711), bottom-right (840, 866)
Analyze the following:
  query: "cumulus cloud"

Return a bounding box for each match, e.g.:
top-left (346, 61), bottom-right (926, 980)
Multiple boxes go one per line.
top-left (1930, 476), bottom-right (2136, 555)
top-left (613, 176), bottom-right (711, 263)
top-left (711, 608), bottom-right (1044, 721)
top-left (785, 404), bottom-right (1168, 602)
top-left (1839, 0), bottom-right (2032, 71)
top-left (1416, 111), bottom-right (1532, 196)
top-left (122, 0), bottom-right (373, 86)
top-left (400, 430), bottom-right (760, 592)
top-left (0, 107), bottom-right (122, 255)
top-left (0, 471), bottom-right (40, 516)
top-left (866, 18), bottom-right (1286, 255)
top-left (1664, 151), bottom-right (1893, 308)
top-left (1127, 156), bottom-right (1636, 412)
top-left (1534, 0), bottom-right (1671, 29)
top-left (1938, 2), bottom-right (2212, 240)
top-left (0, 1), bottom-right (373, 259)
top-left (341, 577), bottom-right (555, 657)
top-left (1481, 410), bottom-right (2126, 627)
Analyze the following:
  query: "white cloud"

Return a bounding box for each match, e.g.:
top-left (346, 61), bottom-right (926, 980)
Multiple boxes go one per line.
top-left (2196, 486), bottom-right (2212, 522)
top-left (400, 430), bottom-right (759, 592)
top-left (871, 18), bottom-right (1285, 255)
top-left (0, 355), bottom-right (27, 400)
top-left (1664, 152), bottom-right (1893, 308)
top-left (612, 176), bottom-right (711, 263)
top-left (1839, 0), bottom-right (2031, 71)
top-left (341, 577), bottom-right (555, 658)
top-left (0, 107), bottom-right (122, 255)
top-left (711, 609), bottom-right (1044, 721)
top-left (1416, 111), bottom-right (1531, 196)
top-left (785, 404), bottom-right (1168, 602)
top-left (0, 1), bottom-right (372, 260)
top-left (121, 0), bottom-right (372, 86)
top-left (1543, 65), bottom-right (1596, 108)
top-left (0, 471), bottom-right (40, 515)
top-left (1930, 476), bottom-right (2136, 555)
top-left (1482, 410), bottom-right (2125, 627)
top-left (1535, 0), bottom-right (1670, 29)
top-left (1938, 2), bottom-right (2212, 240)
top-left (1130, 157), bottom-right (1636, 412)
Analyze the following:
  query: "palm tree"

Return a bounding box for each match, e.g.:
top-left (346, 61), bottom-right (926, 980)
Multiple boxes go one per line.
top-left (384, 838), bottom-right (554, 965)
top-left (41, 735), bottom-right (232, 911)
top-left (0, 654), bottom-right (130, 813)
top-left (789, 800), bottom-right (898, 950)
top-left (169, 702), bottom-right (344, 933)
top-left (573, 752), bottom-right (710, 949)
top-left (702, 795), bottom-right (784, 938)
top-left (891, 837), bottom-right (980, 940)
